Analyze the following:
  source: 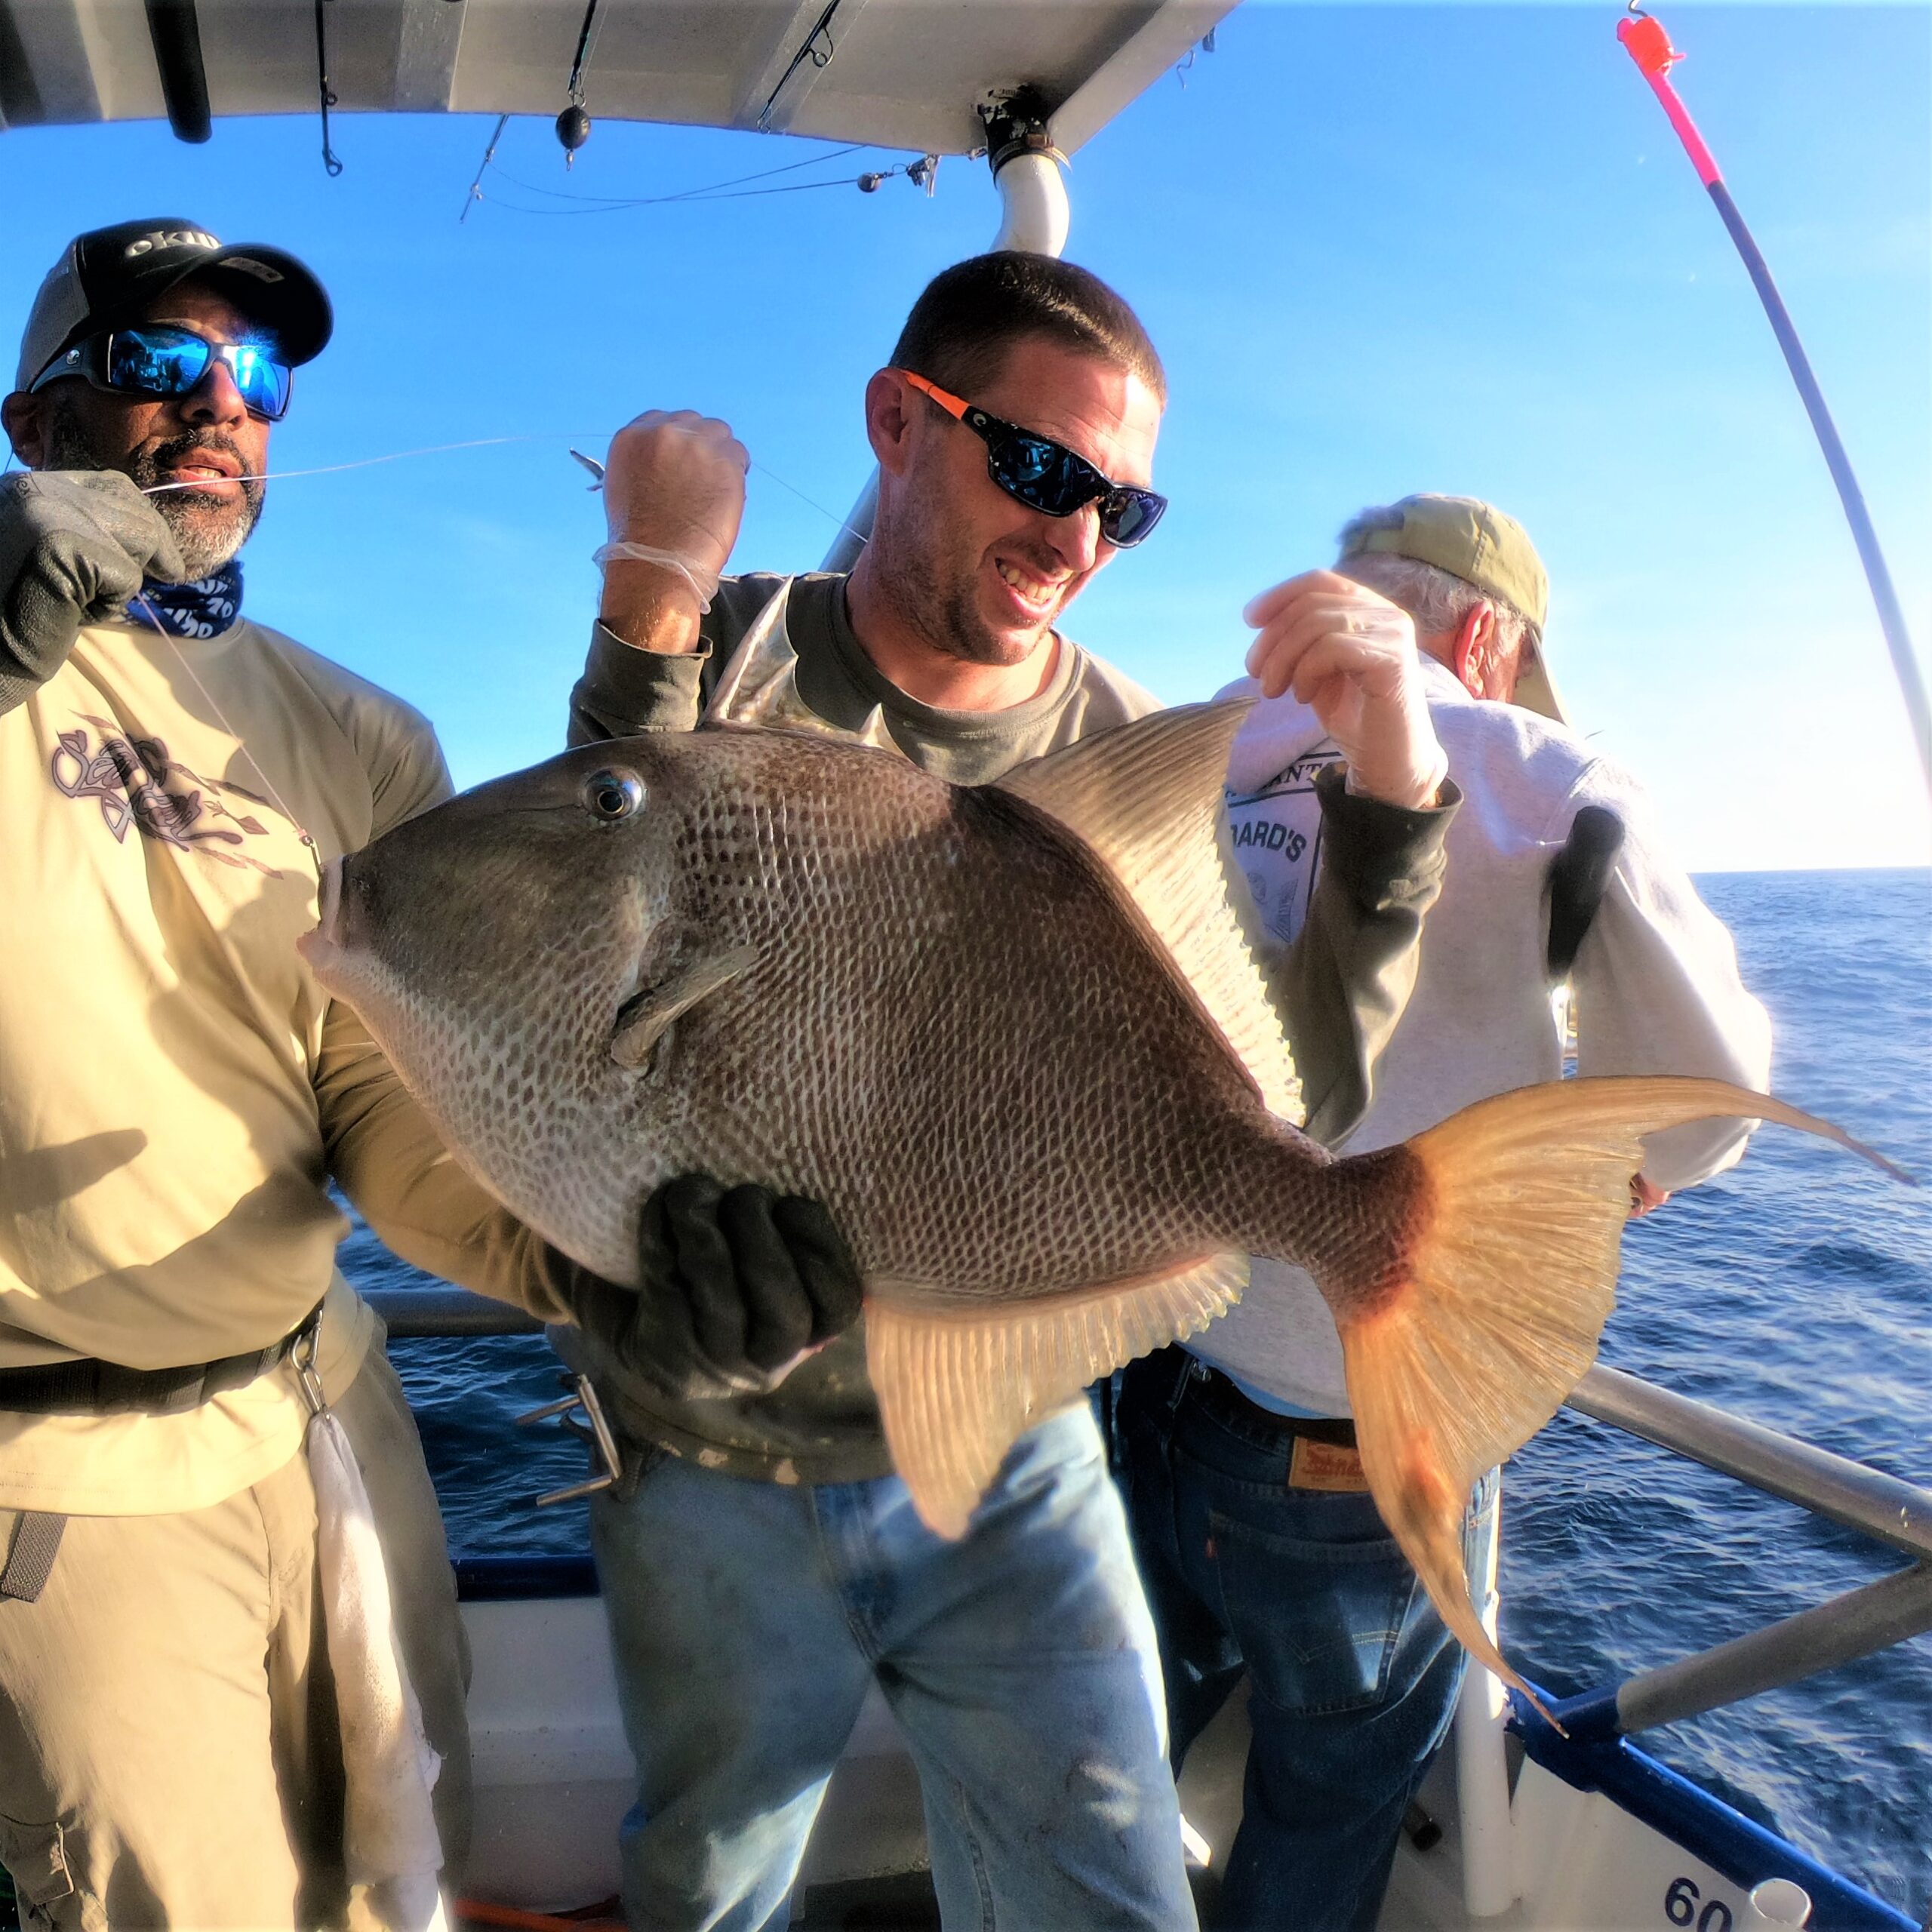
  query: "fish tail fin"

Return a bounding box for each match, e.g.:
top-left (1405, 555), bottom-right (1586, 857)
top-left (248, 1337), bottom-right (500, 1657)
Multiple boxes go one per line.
top-left (1301, 1075), bottom-right (1909, 1716)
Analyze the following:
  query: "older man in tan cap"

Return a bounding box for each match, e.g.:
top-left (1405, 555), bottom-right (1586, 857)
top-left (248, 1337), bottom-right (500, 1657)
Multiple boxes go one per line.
top-left (1111, 495), bottom-right (1774, 1932)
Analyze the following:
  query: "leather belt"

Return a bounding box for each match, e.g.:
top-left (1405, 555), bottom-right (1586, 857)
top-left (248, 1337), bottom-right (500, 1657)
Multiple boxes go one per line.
top-left (1186, 1358), bottom-right (1357, 1449)
top-left (0, 1302), bottom-right (325, 1417)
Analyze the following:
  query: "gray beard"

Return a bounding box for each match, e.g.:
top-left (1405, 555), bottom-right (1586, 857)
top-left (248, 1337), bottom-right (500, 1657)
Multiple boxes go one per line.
top-left (43, 397), bottom-right (264, 581)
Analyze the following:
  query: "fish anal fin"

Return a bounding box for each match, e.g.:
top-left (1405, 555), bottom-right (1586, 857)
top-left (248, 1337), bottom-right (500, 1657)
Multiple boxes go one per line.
top-left (994, 703), bottom-right (1301, 1122)
top-left (1313, 1074), bottom-right (1909, 1721)
top-left (868, 1254), bottom-right (1248, 1540)
top-left (611, 943), bottom-right (759, 1070)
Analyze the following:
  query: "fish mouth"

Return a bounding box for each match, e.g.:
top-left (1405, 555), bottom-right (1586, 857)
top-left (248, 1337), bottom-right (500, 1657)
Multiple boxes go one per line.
top-left (297, 857), bottom-right (348, 989)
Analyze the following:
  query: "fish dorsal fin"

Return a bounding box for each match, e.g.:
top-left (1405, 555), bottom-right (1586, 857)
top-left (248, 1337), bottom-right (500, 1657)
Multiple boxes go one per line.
top-left (867, 1254), bottom-right (1248, 1538)
top-left (995, 701), bottom-right (1303, 1121)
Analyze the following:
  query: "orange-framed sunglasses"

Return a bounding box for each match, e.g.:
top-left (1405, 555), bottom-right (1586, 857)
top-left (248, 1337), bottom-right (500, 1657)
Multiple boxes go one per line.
top-left (900, 371), bottom-right (1167, 548)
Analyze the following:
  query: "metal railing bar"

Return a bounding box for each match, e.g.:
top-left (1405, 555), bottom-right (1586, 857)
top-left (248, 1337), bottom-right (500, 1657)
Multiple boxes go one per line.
top-left (1610, 1560), bottom-right (1932, 1737)
top-left (368, 1294), bottom-right (1932, 1566)
top-left (365, 1285), bottom-right (543, 1340)
top-left (1565, 1364), bottom-right (1932, 1561)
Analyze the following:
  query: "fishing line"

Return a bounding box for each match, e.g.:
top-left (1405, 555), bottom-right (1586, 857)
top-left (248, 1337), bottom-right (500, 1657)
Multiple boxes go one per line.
top-left (137, 435), bottom-right (584, 494)
top-left (135, 428), bottom-right (871, 545)
top-left (125, 424), bottom-right (867, 868)
top-left (1617, 6), bottom-right (1930, 798)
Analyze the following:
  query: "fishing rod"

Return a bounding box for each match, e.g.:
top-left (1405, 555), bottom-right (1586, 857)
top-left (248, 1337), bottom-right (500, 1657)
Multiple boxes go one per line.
top-left (1617, 6), bottom-right (1930, 799)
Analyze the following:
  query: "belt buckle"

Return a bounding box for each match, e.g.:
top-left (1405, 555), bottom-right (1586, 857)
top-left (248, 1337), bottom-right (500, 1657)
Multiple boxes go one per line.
top-left (515, 1374), bottom-right (624, 1506)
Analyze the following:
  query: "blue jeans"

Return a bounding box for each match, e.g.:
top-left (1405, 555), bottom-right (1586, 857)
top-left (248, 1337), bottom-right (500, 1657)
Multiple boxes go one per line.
top-left (589, 1401), bottom-right (1198, 1932)
top-left (1112, 1350), bottom-right (1496, 1932)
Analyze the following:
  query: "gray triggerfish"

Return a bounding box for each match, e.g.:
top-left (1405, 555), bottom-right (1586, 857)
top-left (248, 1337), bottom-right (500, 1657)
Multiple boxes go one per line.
top-left (300, 703), bottom-right (1900, 1706)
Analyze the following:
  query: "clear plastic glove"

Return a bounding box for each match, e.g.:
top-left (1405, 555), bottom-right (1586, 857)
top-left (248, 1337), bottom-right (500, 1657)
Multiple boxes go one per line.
top-left (1243, 568), bottom-right (1449, 811)
top-left (566, 1174), bottom-right (863, 1403)
top-left (0, 470), bottom-right (186, 715)
top-left (601, 409), bottom-right (749, 599)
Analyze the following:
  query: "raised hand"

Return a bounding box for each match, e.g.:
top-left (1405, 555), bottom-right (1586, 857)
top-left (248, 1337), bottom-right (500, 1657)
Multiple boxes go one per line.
top-left (1243, 568), bottom-right (1448, 810)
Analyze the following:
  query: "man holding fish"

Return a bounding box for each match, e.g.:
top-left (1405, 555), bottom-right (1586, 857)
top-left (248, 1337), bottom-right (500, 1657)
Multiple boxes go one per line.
top-left (298, 251), bottom-right (1872, 1932)
top-left (546, 250), bottom-right (1466, 1932)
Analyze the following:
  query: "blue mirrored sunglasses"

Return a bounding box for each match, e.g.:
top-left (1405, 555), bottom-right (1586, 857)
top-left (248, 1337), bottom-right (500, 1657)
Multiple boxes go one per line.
top-left (32, 325), bottom-right (293, 422)
top-left (900, 371), bottom-right (1167, 549)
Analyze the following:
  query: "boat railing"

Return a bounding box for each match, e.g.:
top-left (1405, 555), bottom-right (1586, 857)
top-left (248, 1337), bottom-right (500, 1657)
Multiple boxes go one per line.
top-left (1549, 1364), bottom-right (1932, 1743)
top-left (370, 1282), bottom-right (1932, 1737)
top-left (367, 1284), bottom-right (1930, 1925)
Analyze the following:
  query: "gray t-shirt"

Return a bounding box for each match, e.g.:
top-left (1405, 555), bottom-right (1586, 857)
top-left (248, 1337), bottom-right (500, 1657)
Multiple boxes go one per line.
top-left (569, 571), bottom-right (1161, 784)
top-left (562, 571), bottom-right (1456, 1482)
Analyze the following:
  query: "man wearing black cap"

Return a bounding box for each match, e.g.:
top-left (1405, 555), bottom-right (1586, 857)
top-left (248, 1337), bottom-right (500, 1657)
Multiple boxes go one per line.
top-left (5, 220), bottom-right (330, 608)
top-left (0, 220), bottom-right (593, 1928)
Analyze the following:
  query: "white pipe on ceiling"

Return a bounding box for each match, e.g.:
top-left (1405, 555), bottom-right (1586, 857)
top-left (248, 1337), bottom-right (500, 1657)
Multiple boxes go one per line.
top-left (817, 148), bottom-right (1069, 572)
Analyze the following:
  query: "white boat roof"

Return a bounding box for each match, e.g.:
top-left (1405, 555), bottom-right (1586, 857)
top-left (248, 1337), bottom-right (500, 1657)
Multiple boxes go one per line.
top-left (0, 0), bottom-right (1236, 155)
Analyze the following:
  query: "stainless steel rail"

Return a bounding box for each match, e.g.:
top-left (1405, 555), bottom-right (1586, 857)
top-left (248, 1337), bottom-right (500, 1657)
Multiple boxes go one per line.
top-left (1567, 1363), bottom-right (1932, 1562)
top-left (1614, 1560), bottom-right (1932, 1736)
top-left (365, 1285), bottom-right (541, 1339)
top-left (367, 1284), bottom-right (1932, 1736)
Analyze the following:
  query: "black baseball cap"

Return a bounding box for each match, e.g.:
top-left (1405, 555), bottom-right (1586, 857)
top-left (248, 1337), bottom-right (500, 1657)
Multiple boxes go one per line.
top-left (14, 217), bottom-right (333, 395)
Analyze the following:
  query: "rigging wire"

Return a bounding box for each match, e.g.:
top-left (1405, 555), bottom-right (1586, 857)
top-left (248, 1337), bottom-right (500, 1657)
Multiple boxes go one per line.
top-left (460, 124), bottom-right (899, 223)
top-left (484, 142), bottom-right (867, 208)
top-left (476, 167), bottom-right (912, 218)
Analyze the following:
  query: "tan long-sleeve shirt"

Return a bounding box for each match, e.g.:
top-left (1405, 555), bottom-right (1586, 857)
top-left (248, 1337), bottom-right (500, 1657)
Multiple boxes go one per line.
top-left (0, 616), bottom-right (566, 1515)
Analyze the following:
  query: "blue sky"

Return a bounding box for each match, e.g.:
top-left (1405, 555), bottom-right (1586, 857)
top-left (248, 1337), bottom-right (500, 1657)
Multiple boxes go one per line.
top-left (4, 2), bottom-right (1926, 870)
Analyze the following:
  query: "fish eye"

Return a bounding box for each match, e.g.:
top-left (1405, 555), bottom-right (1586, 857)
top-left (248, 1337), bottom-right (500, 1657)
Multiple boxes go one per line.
top-left (581, 767), bottom-right (645, 823)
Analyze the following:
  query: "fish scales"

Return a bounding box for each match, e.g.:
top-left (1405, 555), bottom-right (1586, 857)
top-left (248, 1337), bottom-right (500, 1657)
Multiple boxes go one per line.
top-left (303, 701), bottom-right (1896, 1707)
top-left (384, 726), bottom-right (1290, 1295)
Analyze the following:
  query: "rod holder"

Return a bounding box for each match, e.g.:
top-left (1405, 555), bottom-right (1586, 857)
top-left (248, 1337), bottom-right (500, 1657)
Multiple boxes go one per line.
top-left (516, 1372), bottom-right (624, 1506)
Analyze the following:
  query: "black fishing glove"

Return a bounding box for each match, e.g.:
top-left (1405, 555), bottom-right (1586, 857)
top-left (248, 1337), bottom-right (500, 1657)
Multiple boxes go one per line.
top-left (568, 1174), bottom-right (863, 1402)
top-left (0, 470), bottom-right (186, 715)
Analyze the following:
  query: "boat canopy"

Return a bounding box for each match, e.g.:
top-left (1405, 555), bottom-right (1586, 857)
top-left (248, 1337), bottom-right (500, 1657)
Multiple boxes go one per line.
top-left (0, 0), bottom-right (1235, 156)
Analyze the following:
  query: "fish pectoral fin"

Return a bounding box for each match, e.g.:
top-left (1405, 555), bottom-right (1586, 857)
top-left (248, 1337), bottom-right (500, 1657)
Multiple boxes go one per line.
top-left (610, 943), bottom-right (759, 1071)
top-left (866, 1253), bottom-right (1247, 1540)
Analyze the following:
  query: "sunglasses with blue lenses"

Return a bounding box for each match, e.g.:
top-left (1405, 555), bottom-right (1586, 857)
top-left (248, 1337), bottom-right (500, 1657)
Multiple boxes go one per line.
top-left (32, 325), bottom-right (294, 423)
top-left (900, 371), bottom-right (1167, 549)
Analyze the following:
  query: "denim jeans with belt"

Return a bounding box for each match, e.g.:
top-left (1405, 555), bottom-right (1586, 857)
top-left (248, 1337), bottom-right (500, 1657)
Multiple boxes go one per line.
top-left (1111, 1348), bottom-right (1497, 1932)
top-left (589, 1399), bottom-right (1198, 1932)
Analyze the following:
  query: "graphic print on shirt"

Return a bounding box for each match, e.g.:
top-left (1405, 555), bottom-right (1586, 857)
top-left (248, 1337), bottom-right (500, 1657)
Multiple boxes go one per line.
top-left (51, 712), bottom-right (290, 876)
top-left (1226, 748), bottom-right (1344, 946)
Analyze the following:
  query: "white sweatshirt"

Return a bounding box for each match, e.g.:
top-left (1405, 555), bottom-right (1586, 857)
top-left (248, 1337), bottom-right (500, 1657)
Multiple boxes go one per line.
top-left (1199, 657), bottom-right (1774, 1416)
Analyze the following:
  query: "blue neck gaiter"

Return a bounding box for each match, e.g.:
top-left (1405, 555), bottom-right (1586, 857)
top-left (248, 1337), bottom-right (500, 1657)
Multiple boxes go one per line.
top-left (128, 558), bottom-right (244, 641)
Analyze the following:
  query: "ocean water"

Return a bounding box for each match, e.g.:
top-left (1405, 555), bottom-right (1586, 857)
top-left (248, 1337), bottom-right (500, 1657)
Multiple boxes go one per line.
top-left (361, 866), bottom-right (1932, 1917)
